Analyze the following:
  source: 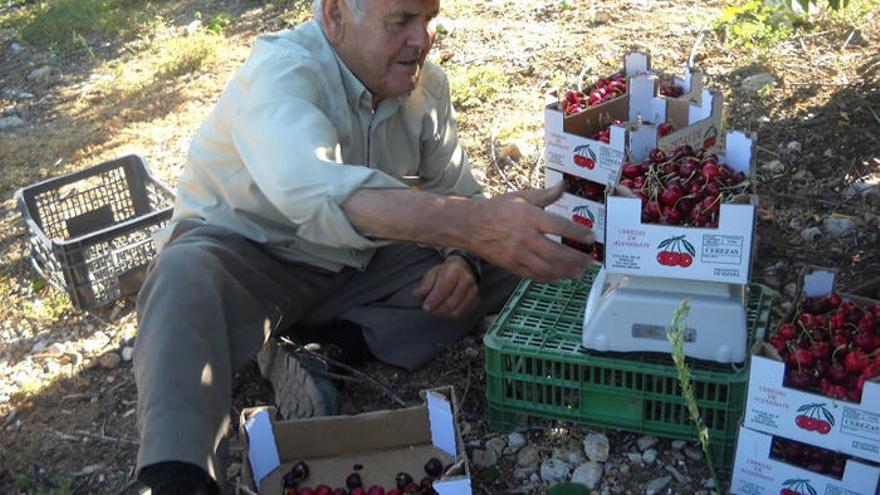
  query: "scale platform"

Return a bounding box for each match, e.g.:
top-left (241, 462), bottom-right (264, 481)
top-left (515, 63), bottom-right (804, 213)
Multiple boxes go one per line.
top-left (582, 268), bottom-right (748, 364)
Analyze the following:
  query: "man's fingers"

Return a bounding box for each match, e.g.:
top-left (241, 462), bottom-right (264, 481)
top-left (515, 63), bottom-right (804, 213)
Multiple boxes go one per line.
top-left (540, 210), bottom-right (595, 245)
top-left (413, 266), bottom-right (439, 300)
top-left (514, 183), bottom-right (565, 208)
top-left (423, 267), bottom-right (460, 312)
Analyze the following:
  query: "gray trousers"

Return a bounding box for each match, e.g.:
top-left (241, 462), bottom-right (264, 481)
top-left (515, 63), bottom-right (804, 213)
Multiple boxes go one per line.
top-left (133, 221), bottom-right (518, 481)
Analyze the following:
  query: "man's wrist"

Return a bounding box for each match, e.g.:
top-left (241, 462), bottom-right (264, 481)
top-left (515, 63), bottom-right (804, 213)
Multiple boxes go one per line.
top-left (447, 249), bottom-right (483, 284)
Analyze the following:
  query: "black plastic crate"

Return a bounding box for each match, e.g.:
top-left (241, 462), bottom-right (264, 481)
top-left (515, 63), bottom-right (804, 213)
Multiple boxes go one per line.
top-left (15, 155), bottom-right (175, 311)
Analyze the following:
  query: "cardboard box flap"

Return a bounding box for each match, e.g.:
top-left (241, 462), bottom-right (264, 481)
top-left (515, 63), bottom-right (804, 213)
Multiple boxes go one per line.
top-left (804, 267), bottom-right (836, 298)
top-left (720, 130), bottom-right (755, 173)
top-left (628, 74), bottom-right (665, 125)
top-left (624, 51), bottom-right (650, 76)
top-left (427, 390), bottom-right (457, 458)
top-left (687, 89), bottom-right (716, 124)
top-left (245, 409), bottom-right (282, 491)
top-left (273, 405), bottom-right (430, 460)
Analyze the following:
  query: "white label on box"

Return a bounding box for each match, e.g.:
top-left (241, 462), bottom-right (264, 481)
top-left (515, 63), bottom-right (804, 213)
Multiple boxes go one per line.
top-left (434, 478), bottom-right (473, 495)
top-left (245, 410), bottom-right (281, 493)
top-left (701, 234), bottom-right (745, 264)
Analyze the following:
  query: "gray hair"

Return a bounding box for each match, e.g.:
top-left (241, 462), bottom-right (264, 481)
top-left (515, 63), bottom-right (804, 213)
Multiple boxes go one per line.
top-left (312, 0), bottom-right (370, 24)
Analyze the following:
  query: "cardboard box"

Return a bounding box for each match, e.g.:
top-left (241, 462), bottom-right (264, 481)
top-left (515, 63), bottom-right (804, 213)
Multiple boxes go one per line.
top-left (544, 74), bottom-right (722, 185)
top-left (603, 131), bottom-right (757, 285)
top-left (743, 349), bottom-right (880, 464)
top-left (731, 426), bottom-right (880, 495)
top-left (240, 387), bottom-right (471, 494)
top-left (545, 168), bottom-right (606, 244)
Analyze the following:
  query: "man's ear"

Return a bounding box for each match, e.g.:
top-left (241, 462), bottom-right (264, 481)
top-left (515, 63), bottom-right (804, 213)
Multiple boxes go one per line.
top-left (321, 0), bottom-right (345, 42)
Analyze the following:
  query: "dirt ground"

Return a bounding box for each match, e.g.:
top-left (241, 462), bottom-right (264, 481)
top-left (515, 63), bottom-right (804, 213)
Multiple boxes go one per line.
top-left (0, 0), bottom-right (878, 493)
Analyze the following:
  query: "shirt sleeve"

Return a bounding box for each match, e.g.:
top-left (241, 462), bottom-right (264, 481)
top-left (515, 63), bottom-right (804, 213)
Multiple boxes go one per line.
top-left (229, 54), bottom-right (409, 250)
top-left (414, 68), bottom-right (484, 198)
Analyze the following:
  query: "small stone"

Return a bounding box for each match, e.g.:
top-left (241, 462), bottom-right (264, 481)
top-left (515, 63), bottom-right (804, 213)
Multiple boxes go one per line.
top-left (472, 448), bottom-right (497, 469)
top-left (27, 65), bottom-right (53, 82)
top-left (571, 461), bottom-right (603, 490)
top-left (0, 116), bottom-right (25, 130)
top-left (684, 446), bottom-right (704, 461)
top-left (10, 43), bottom-right (24, 54)
top-left (516, 444), bottom-right (540, 467)
top-left (756, 115), bottom-right (771, 123)
top-left (792, 169), bottom-right (813, 180)
top-left (786, 141), bottom-right (802, 152)
top-left (513, 466), bottom-right (535, 480)
top-left (671, 440), bottom-right (686, 450)
top-left (460, 421), bottom-right (472, 436)
top-left (760, 159), bottom-right (785, 174)
top-left (665, 465), bottom-right (688, 484)
top-left (789, 217), bottom-right (806, 230)
top-left (637, 435), bottom-right (658, 451)
top-left (184, 20), bottom-right (202, 36)
top-left (507, 432), bottom-right (526, 450)
top-left (641, 448), bottom-right (657, 464)
top-left (645, 475), bottom-right (671, 495)
top-left (121, 346), bottom-right (134, 362)
top-left (741, 73), bottom-right (777, 93)
top-left (824, 148), bottom-right (834, 158)
top-left (552, 443), bottom-right (584, 465)
top-left (31, 341), bottom-right (49, 354)
top-left (626, 452), bottom-right (643, 464)
top-left (583, 432), bottom-right (610, 462)
top-left (539, 458), bottom-right (570, 483)
top-left (822, 216), bottom-right (858, 236)
top-left (463, 347), bottom-right (479, 359)
top-left (486, 436), bottom-right (506, 458)
top-left (498, 143), bottom-right (523, 162)
top-left (619, 463), bottom-right (630, 475)
top-left (99, 352), bottom-right (121, 370)
top-left (45, 342), bottom-right (66, 356)
top-left (800, 226), bottom-right (822, 242)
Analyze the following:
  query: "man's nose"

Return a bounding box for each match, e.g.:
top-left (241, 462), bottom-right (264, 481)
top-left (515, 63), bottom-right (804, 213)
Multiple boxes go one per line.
top-left (406, 21), bottom-right (434, 52)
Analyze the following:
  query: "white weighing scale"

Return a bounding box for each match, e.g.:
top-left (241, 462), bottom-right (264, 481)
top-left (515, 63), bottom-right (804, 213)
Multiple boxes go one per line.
top-left (582, 268), bottom-right (748, 363)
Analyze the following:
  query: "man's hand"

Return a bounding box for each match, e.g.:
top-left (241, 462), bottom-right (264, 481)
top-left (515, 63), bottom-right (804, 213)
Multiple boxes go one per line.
top-left (464, 183), bottom-right (595, 283)
top-left (413, 256), bottom-right (480, 319)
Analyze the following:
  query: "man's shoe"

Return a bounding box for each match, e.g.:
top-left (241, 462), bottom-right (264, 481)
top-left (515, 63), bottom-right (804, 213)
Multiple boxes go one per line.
top-left (257, 342), bottom-right (339, 420)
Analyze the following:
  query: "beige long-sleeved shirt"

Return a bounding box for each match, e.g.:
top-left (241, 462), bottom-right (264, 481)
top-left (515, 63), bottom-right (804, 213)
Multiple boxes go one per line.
top-left (157, 21), bottom-right (482, 271)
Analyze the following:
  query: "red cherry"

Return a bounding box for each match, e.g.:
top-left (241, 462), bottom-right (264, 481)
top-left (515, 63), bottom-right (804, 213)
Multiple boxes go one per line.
top-left (657, 251), bottom-right (670, 265)
top-left (845, 351), bottom-right (869, 373)
top-left (803, 417), bottom-right (819, 431)
top-left (700, 163), bottom-right (721, 181)
top-left (366, 486), bottom-right (385, 495)
top-left (300, 489), bottom-right (316, 495)
top-left (795, 414), bottom-right (811, 430)
top-left (657, 122), bottom-right (675, 137)
top-left (315, 486), bottom-right (333, 495)
top-left (778, 323), bottom-right (797, 341)
top-left (666, 252), bottom-right (682, 266)
top-left (678, 253), bottom-right (693, 267)
top-left (621, 162), bottom-right (643, 179)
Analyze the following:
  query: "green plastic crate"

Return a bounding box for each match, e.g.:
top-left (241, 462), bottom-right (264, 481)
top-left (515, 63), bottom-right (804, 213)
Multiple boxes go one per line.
top-left (484, 267), bottom-right (774, 474)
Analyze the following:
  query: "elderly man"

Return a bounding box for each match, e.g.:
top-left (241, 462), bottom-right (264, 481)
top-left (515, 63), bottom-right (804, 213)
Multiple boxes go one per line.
top-left (134, 0), bottom-right (594, 492)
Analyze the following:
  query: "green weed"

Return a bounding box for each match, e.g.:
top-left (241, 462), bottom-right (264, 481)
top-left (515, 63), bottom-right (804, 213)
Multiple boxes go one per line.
top-left (667, 300), bottom-right (720, 494)
top-left (712, 0), bottom-right (806, 50)
top-left (6, 0), bottom-right (151, 57)
top-left (444, 63), bottom-right (509, 109)
top-left (156, 33), bottom-right (222, 78)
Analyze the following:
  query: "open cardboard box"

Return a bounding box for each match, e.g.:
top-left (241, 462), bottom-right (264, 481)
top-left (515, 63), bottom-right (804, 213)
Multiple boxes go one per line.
top-left (730, 425), bottom-right (880, 495)
top-left (543, 73), bottom-right (722, 185)
top-left (240, 387), bottom-right (471, 494)
top-left (743, 268), bottom-right (880, 463)
top-left (602, 130), bottom-right (757, 285)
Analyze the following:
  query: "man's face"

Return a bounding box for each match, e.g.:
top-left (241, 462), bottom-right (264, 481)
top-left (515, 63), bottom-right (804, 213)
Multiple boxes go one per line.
top-left (330, 0), bottom-right (440, 105)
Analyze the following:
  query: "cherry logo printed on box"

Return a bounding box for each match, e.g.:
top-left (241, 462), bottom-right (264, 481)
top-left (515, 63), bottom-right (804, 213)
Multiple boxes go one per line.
top-left (571, 205), bottom-right (595, 228)
top-left (794, 403), bottom-right (835, 435)
top-left (572, 145), bottom-right (597, 169)
top-left (779, 478), bottom-right (817, 495)
top-left (656, 235), bottom-right (695, 268)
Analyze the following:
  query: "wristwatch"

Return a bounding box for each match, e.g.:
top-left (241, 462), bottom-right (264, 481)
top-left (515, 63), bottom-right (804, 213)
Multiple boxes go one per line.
top-left (447, 249), bottom-right (483, 284)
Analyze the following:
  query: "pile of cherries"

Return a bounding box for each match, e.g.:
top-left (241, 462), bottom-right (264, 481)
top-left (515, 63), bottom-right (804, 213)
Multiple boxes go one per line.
top-left (592, 120), bottom-right (675, 144)
top-left (562, 174), bottom-right (605, 203)
top-left (769, 292), bottom-right (880, 403)
top-left (617, 145), bottom-right (750, 227)
top-left (559, 72), bottom-right (628, 116)
top-left (770, 436), bottom-right (847, 479)
top-left (659, 82), bottom-right (685, 98)
top-left (562, 238), bottom-right (604, 262)
top-left (282, 458), bottom-right (445, 495)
